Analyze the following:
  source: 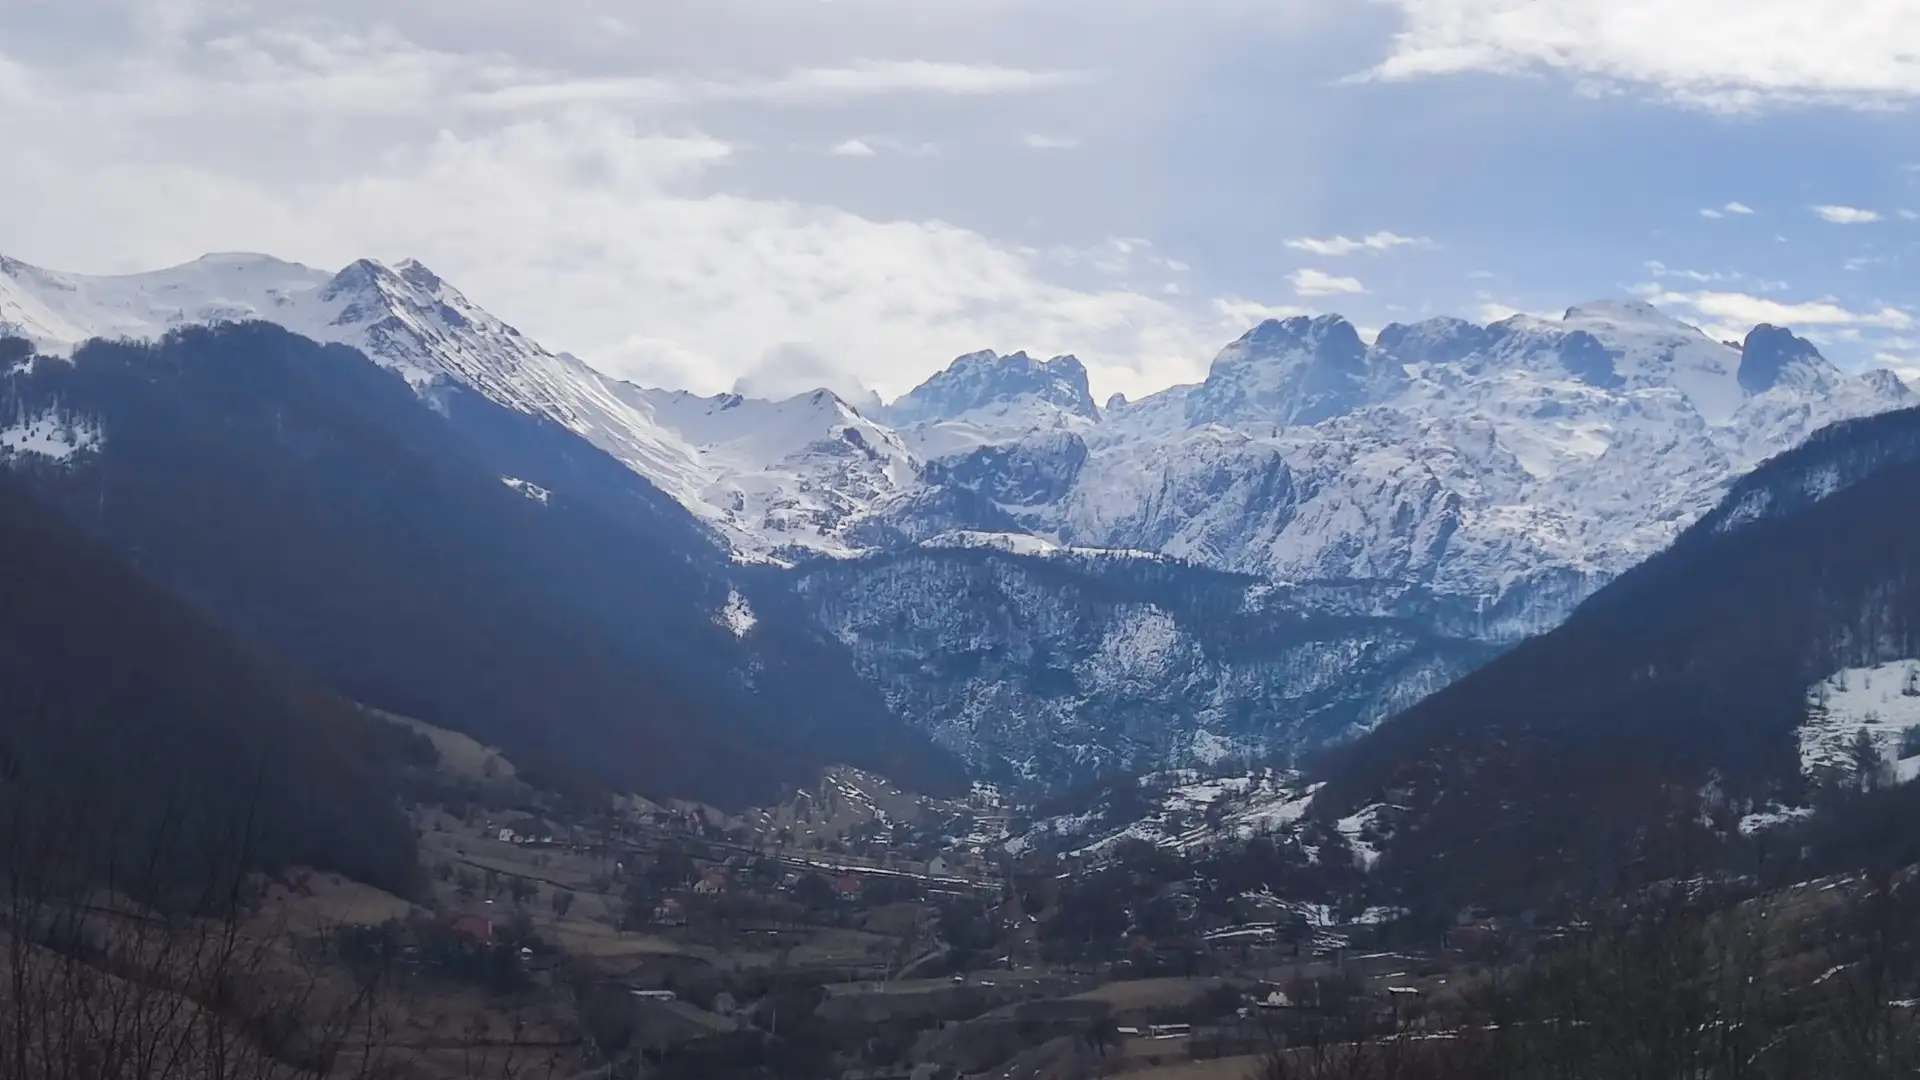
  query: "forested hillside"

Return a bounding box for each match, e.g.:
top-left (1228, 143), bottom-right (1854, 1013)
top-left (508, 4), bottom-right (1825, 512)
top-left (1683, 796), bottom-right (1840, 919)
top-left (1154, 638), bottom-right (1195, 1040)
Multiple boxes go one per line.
top-left (0, 469), bottom-right (417, 891)
top-left (0, 329), bottom-right (959, 807)
top-left (1316, 404), bottom-right (1920, 910)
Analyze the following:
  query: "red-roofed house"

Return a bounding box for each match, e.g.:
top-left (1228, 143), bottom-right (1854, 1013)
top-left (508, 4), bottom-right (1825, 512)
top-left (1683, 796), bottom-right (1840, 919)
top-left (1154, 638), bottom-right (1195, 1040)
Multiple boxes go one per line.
top-left (450, 915), bottom-right (493, 942)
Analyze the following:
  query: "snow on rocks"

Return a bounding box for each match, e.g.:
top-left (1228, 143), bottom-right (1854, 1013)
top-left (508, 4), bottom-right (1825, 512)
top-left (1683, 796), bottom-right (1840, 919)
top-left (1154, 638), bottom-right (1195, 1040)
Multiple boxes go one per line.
top-left (1802, 661), bottom-right (1920, 787)
top-left (719, 589), bottom-right (758, 638)
top-left (501, 476), bottom-right (551, 505)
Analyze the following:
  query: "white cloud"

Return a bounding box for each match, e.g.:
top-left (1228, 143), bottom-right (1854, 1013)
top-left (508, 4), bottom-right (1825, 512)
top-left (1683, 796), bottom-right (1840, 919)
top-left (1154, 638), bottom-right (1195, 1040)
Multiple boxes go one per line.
top-left (1284, 231), bottom-right (1428, 257)
top-left (1699, 208), bottom-right (1723, 220)
top-left (1900, 209), bottom-right (1920, 221)
top-left (1214, 297), bottom-right (1313, 326)
top-left (1475, 301), bottom-right (1554, 323)
top-left (1812, 204), bottom-right (1883, 224)
top-left (466, 60), bottom-right (1090, 112)
top-left (1723, 201), bottom-right (1755, 215)
top-left (830, 138), bottom-right (877, 157)
top-left (1021, 134), bottom-right (1080, 150)
top-left (1366, 0), bottom-right (1920, 109)
top-left (1643, 261), bottom-right (1738, 284)
top-left (1287, 268), bottom-right (1368, 296)
top-left (0, 20), bottom-right (1219, 404)
top-left (1645, 288), bottom-right (1915, 332)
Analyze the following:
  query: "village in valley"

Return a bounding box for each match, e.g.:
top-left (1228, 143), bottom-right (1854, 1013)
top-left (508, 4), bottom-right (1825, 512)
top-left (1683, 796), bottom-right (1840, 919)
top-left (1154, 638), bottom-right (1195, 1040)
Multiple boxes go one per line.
top-left (330, 714), bottom-right (1572, 1080)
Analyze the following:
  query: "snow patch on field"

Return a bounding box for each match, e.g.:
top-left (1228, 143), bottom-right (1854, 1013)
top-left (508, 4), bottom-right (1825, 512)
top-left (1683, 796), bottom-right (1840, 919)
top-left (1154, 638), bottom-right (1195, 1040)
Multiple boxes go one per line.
top-left (1, 407), bottom-right (100, 461)
top-left (1802, 661), bottom-right (1920, 786)
top-left (1337, 804), bottom-right (1388, 870)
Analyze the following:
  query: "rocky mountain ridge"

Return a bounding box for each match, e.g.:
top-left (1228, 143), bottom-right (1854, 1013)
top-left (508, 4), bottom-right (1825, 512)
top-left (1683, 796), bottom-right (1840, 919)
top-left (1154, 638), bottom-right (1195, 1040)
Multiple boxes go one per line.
top-left (7, 252), bottom-right (1911, 789)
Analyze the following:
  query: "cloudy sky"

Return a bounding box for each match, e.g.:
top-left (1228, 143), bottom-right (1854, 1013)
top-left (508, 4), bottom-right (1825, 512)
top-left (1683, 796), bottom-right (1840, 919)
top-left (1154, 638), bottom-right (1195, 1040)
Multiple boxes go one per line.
top-left (4, 0), bottom-right (1920, 401)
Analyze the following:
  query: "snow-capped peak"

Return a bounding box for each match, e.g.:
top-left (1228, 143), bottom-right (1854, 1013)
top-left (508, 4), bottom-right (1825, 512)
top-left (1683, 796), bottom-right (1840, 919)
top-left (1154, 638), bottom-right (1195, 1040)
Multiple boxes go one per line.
top-left (1473, 298), bottom-right (1747, 422)
top-left (1738, 324), bottom-right (1838, 395)
top-left (1560, 298), bottom-right (1686, 326)
top-left (1184, 313), bottom-right (1373, 428)
top-left (885, 349), bottom-right (1098, 427)
top-left (1373, 316), bottom-right (1497, 369)
top-left (1231, 313), bottom-right (1366, 356)
top-left (0, 252), bottom-right (331, 350)
top-left (620, 383), bottom-right (920, 555)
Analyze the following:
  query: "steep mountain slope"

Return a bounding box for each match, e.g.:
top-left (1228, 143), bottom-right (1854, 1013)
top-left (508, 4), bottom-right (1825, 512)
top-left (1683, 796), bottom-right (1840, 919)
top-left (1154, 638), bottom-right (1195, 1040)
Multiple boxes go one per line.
top-left (0, 464), bottom-right (416, 891)
top-left (0, 253), bottom-right (903, 560)
top-left (0, 329), bottom-right (958, 807)
top-left (1312, 402), bottom-right (1920, 908)
top-left (628, 386), bottom-right (919, 556)
top-left (785, 546), bottom-right (1499, 787)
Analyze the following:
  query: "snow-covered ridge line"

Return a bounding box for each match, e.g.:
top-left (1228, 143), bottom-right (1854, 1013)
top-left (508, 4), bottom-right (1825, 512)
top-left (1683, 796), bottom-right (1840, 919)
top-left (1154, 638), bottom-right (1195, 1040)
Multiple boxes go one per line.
top-left (5, 250), bottom-right (1911, 650)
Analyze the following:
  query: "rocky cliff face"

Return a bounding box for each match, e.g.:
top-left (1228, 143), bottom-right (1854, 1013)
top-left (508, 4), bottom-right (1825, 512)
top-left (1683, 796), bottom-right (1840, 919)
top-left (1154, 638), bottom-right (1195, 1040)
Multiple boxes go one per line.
top-left (786, 546), bottom-right (1500, 788)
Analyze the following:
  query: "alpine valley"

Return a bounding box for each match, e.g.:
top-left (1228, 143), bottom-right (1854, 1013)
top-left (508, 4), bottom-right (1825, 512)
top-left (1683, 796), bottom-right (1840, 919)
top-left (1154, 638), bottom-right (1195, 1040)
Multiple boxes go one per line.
top-left (4, 252), bottom-right (1911, 793)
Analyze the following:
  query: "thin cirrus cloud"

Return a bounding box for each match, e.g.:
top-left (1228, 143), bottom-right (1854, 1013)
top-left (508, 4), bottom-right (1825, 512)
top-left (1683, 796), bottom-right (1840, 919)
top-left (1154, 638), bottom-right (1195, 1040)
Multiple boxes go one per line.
top-left (1812, 204), bottom-right (1883, 224)
top-left (1643, 261), bottom-right (1741, 284)
top-left (1214, 297), bottom-right (1314, 326)
top-left (1284, 231), bottom-right (1428, 257)
top-left (467, 59), bottom-right (1093, 111)
top-left (827, 136), bottom-right (941, 157)
top-left (772, 60), bottom-right (1091, 99)
top-left (1288, 268), bottom-right (1369, 296)
top-left (1021, 134), bottom-right (1080, 150)
top-left (1363, 0), bottom-right (1920, 109)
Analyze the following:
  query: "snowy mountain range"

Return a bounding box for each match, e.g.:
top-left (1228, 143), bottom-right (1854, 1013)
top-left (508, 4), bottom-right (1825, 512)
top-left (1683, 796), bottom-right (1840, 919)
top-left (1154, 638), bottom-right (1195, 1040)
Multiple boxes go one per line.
top-left (6, 252), bottom-right (1912, 788)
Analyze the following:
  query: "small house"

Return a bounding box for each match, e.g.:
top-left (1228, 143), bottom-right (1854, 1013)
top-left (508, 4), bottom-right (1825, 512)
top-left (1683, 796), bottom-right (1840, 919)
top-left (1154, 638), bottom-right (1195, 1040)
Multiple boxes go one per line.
top-left (835, 875), bottom-right (864, 900)
top-left (450, 915), bottom-right (494, 943)
top-left (694, 870), bottom-right (728, 895)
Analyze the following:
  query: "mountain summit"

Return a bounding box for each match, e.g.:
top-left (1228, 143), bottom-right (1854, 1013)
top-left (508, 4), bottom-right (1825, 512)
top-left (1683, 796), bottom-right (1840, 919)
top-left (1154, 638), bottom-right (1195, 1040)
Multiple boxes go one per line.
top-left (886, 349), bottom-right (1100, 427)
top-left (1186, 314), bottom-right (1373, 428)
top-left (1739, 323), bottom-right (1835, 395)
